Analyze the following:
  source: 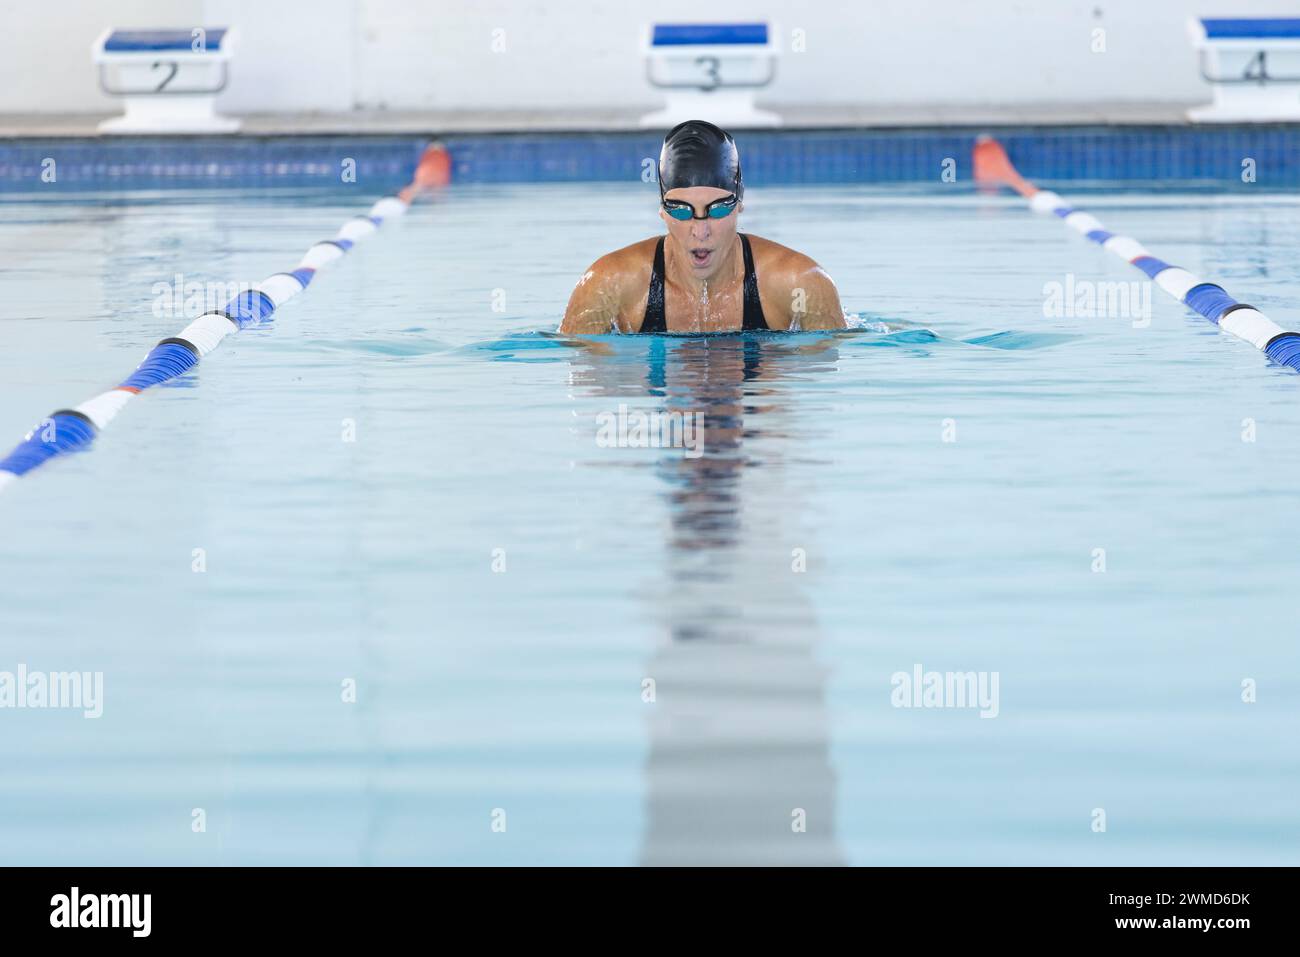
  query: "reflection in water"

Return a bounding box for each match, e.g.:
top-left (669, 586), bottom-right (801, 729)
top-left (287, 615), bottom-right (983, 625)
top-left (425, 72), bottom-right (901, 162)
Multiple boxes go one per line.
top-left (569, 334), bottom-right (846, 866)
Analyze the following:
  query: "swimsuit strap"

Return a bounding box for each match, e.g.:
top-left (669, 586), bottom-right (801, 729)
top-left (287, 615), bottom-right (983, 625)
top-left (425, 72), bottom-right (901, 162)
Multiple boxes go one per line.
top-left (640, 237), bottom-right (667, 333)
top-left (740, 233), bottom-right (769, 331)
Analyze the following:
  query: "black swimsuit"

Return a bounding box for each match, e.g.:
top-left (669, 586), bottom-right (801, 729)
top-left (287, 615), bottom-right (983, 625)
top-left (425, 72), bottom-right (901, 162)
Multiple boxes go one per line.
top-left (639, 233), bottom-right (770, 333)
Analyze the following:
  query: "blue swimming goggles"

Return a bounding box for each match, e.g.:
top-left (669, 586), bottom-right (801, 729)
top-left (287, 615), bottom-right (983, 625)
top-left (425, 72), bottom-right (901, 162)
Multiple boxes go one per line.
top-left (661, 194), bottom-right (739, 221)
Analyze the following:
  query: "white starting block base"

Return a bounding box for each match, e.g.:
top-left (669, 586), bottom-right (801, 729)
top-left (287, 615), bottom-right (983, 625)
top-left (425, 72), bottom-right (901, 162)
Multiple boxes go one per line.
top-left (640, 90), bottom-right (781, 129)
top-left (93, 28), bottom-right (239, 135)
top-left (640, 23), bottom-right (781, 129)
top-left (1187, 86), bottom-right (1300, 123)
top-left (1186, 18), bottom-right (1300, 123)
top-left (98, 97), bottom-right (241, 134)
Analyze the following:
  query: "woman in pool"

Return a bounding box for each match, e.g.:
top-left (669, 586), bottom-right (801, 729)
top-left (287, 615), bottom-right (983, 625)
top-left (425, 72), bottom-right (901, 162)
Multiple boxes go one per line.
top-left (560, 120), bottom-right (848, 335)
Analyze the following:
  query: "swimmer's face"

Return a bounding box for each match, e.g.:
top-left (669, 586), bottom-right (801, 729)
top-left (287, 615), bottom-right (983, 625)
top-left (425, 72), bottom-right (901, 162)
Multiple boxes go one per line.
top-left (660, 186), bottom-right (742, 278)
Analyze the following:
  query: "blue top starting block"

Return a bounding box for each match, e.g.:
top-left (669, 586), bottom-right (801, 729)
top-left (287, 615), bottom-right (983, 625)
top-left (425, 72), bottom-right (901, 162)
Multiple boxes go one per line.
top-left (1197, 18), bottom-right (1300, 41)
top-left (650, 24), bottom-right (770, 47)
top-left (102, 28), bottom-right (230, 53)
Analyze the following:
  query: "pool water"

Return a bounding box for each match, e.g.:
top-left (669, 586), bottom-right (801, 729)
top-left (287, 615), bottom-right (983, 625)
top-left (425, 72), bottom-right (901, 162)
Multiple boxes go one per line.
top-left (1, 181), bottom-right (1298, 865)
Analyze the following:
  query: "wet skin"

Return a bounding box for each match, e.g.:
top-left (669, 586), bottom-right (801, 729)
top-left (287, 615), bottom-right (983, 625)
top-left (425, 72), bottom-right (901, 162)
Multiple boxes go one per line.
top-left (560, 186), bottom-right (849, 335)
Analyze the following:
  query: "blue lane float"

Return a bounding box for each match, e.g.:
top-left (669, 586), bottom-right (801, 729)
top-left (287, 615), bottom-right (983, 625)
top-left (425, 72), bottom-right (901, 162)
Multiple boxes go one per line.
top-left (974, 136), bottom-right (1300, 374)
top-left (0, 144), bottom-right (450, 493)
top-left (0, 413), bottom-right (97, 479)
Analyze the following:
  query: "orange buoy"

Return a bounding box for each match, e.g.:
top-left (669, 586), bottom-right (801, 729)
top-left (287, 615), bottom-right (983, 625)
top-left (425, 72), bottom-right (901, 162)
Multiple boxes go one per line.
top-left (972, 135), bottom-right (1038, 198)
top-left (399, 144), bottom-right (451, 202)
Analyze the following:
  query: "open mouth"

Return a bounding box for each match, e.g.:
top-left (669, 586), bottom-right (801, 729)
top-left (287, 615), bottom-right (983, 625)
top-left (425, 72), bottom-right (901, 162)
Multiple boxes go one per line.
top-left (690, 248), bottom-right (713, 268)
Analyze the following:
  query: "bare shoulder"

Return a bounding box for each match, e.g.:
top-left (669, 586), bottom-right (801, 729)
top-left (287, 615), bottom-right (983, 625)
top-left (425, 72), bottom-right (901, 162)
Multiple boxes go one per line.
top-left (589, 237), bottom-right (659, 288)
top-left (562, 237), bottom-right (658, 334)
top-left (745, 234), bottom-right (846, 330)
top-left (745, 233), bottom-right (824, 277)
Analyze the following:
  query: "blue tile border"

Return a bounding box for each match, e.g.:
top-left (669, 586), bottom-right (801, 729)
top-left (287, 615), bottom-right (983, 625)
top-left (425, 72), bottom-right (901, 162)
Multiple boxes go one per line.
top-left (0, 136), bottom-right (430, 191)
top-left (2, 126), bottom-right (1299, 191)
top-left (978, 126), bottom-right (1299, 185)
top-left (442, 126), bottom-right (1300, 186)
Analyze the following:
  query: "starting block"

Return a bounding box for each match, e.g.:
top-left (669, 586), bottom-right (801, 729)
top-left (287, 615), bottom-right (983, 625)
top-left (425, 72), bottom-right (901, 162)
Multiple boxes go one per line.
top-left (640, 23), bottom-right (780, 129)
top-left (1187, 18), bottom-right (1300, 122)
top-left (92, 27), bottom-right (239, 134)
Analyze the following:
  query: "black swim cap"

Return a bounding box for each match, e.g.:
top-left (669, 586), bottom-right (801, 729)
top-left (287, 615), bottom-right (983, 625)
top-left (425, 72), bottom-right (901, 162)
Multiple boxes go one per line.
top-left (657, 120), bottom-right (743, 200)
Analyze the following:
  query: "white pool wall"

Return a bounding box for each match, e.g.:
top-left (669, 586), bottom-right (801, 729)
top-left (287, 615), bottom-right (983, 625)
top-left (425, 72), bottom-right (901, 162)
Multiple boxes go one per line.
top-left (0, 0), bottom-right (1288, 117)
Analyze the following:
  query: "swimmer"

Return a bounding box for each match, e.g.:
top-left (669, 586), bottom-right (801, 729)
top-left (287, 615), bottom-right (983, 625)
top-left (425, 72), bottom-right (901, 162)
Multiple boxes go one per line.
top-left (560, 120), bottom-right (848, 334)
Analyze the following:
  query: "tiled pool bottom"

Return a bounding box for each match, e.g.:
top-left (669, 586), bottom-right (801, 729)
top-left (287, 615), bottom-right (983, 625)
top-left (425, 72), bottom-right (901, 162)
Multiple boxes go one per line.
top-left (1, 164), bottom-right (1298, 863)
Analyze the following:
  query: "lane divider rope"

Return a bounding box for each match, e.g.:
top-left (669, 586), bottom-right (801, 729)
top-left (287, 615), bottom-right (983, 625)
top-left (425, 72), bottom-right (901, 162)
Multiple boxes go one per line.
top-left (973, 136), bottom-right (1300, 373)
top-left (0, 144), bottom-right (451, 493)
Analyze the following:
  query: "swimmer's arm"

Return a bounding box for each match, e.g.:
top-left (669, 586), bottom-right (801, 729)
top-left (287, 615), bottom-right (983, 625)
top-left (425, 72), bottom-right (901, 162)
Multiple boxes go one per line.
top-left (783, 261), bottom-right (848, 331)
top-left (560, 257), bottom-right (628, 334)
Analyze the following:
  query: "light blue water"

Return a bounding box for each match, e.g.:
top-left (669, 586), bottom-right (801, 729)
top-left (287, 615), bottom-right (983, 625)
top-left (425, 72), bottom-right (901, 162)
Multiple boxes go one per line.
top-left (1, 182), bottom-right (1298, 865)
